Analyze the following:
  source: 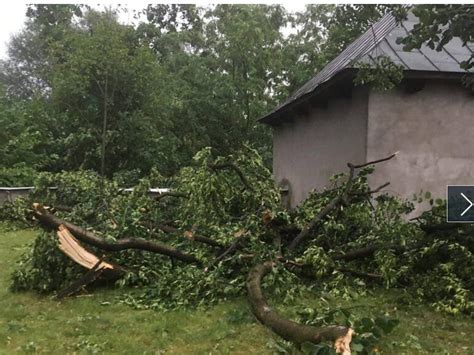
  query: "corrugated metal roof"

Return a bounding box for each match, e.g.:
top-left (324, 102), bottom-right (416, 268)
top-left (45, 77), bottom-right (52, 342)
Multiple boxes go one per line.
top-left (261, 12), bottom-right (473, 123)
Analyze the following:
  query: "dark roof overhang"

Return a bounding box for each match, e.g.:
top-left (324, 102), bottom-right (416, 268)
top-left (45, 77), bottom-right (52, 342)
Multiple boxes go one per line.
top-left (259, 68), bottom-right (356, 126)
top-left (260, 69), bottom-right (472, 126)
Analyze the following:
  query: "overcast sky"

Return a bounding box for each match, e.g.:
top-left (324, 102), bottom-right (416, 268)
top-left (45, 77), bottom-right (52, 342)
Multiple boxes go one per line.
top-left (0, 2), bottom-right (307, 60)
top-left (0, 2), bottom-right (26, 58)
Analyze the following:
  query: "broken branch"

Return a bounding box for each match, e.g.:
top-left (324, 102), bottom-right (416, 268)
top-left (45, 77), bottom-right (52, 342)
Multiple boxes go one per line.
top-left (288, 153), bottom-right (397, 252)
top-left (247, 261), bottom-right (353, 352)
top-left (33, 203), bottom-right (201, 265)
top-left (351, 152), bottom-right (398, 169)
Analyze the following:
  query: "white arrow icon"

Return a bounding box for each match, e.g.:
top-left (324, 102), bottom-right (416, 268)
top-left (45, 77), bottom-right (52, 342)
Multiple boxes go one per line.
top-left (460, 193), bottom-right (474, 216)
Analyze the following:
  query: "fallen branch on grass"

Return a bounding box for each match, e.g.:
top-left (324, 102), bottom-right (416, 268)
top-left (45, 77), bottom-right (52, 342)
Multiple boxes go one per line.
top-left (247, 261), bottom-right (353, 353)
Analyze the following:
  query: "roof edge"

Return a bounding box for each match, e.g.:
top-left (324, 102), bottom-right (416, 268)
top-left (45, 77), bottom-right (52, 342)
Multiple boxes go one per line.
top-left (260, 69), bottom-right (471, 125)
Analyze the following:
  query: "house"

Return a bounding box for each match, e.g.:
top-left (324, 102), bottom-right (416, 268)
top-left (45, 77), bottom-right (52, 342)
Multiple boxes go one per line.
top-left (260, 13), bottom-right (474, 208)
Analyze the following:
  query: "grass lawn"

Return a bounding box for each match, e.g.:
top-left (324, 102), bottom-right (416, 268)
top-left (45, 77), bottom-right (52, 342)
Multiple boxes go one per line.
top-left (0, 226), bottom-right (473, 354)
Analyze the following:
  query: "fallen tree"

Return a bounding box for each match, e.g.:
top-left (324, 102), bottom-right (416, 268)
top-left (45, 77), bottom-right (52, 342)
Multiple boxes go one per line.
top-left (5, 146), bottom-right (474, 353)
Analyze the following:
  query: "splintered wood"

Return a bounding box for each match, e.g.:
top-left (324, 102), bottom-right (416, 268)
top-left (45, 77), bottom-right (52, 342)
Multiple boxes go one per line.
top-left (334, 328), bottom-right (354, 355)
top-left (57, 224), bottom-right (114, 271)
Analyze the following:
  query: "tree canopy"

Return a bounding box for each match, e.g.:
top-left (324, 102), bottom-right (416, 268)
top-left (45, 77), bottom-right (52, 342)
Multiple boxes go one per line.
top-left (0, 4), bottom-right (398, 184)
top-left (0, 4), bottom-right (471, 185)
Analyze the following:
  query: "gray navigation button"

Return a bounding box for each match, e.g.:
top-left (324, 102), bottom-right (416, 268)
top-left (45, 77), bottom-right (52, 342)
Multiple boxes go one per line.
top-left (447, 186), bottom-right (474, 223)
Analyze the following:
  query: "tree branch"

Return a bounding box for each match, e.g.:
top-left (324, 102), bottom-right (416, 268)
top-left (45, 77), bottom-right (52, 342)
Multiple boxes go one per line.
top-left (351, 152), bottom-right (398, 169)
top-left (159, 224), bottom-right (224, 248)
top-left (288, 153), bottom-right (397, 252)
top-left (209, 162), bottom-right (254, 191)
top-left (205, 235), bottom-right (246, 271)
top-left (32, 203), bottom-right (201, 265)
top-left (247, 261), bottom-right (353, 352)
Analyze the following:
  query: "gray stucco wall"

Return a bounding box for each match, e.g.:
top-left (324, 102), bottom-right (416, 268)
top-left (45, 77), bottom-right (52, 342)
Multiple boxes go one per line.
top-left (272, 87), bottom-right (369, 206)
top-left (367, 80), bottom-right (474, 212)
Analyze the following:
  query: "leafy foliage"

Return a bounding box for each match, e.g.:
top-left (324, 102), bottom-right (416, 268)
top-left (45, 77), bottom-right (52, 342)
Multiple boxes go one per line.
top-left (396, 5), bottom-right (474, 70)
top-left (354, 56), bottom-right (405, 91)
top-left (5, 147), bottom-right (473, 320)
top-left (0, 4), bottom-right (402, 179)
top-left (0, 165), bottom-right (37, 187)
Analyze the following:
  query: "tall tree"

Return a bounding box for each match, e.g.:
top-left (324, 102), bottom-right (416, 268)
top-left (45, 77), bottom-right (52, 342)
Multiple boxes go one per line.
top-left (143, 4), bottom-right (290, 164)
top-left (48, 9), bottom-right (169, 176)
top-left (0, 5), bottom-right (84, 99)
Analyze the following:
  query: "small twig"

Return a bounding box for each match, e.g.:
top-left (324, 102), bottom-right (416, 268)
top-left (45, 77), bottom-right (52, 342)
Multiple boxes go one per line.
top-left (205, 235), bottom-right (246, 271)
top-left (350, 182), bottom-right (391, 196)
top-left (209, 162), bottom-right (254, 192)
top-left (351, 152), bottom-right (398, 169)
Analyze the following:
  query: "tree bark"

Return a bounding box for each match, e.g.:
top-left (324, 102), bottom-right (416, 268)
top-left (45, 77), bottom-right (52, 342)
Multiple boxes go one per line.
top-left (247, 261), bottom-right (353, 353)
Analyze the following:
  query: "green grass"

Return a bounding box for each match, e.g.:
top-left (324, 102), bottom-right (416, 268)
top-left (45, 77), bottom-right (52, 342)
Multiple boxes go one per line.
top-left (0, 226), bottom-right (473, 354)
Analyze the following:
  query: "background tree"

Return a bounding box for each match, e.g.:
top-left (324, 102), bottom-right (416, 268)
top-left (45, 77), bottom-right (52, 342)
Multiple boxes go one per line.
top-left (0, 4), bottom-right (420, 184)
top-left (48, 9), bottom-right (168, 177)
top-left (396, 5), bottom-right (474, 70)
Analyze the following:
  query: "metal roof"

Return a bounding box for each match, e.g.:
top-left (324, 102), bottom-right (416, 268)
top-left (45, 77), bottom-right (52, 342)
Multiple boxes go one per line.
top-left (261, 12), bottom-right (473, 124)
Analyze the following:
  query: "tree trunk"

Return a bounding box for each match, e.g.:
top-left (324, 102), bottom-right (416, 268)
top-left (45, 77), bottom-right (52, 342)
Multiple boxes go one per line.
top-left (100, 71), bottom-right (108, 178)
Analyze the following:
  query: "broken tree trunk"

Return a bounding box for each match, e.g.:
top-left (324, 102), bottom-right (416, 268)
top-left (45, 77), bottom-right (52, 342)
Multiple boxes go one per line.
top-left (247, 261), bottom-right (353, 353)
top-left (33, 203), bottom-right (201, 265)
top-left (57, 224), bottom-right (124, 278)
top-left (56, 260), bottom-right (106, 299)
top-left (56, 225), bottom-right (125, 298)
